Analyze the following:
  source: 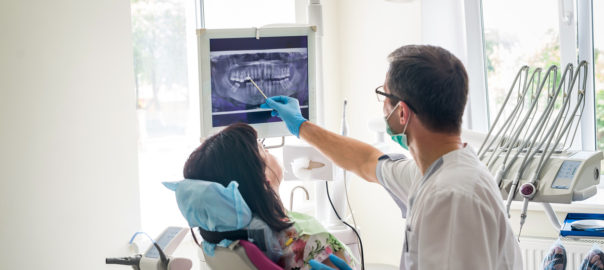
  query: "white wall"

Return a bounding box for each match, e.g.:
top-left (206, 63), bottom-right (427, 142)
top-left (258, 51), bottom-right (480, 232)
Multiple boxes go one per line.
top-left (320, 0), bottom-right (422, 266)
top-left (0, 0), bottom-right (141, 269)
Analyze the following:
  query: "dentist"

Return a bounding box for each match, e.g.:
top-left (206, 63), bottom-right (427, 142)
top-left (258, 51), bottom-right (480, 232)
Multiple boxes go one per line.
top-left (261, 45), bottom-right (523, 269)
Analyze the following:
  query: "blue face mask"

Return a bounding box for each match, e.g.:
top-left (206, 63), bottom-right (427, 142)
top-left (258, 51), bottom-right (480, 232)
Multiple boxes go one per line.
top-left (385, 103), bottom-right (411, 150)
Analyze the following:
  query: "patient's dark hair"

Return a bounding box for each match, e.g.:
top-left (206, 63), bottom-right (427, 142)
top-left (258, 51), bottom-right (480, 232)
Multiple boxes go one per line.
top-left (183, 123), bottom-right (292, 231)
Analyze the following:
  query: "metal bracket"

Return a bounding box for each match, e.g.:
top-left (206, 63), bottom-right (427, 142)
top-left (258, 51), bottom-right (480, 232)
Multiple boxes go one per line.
top-left (261, 137), bottom-right (286, 149)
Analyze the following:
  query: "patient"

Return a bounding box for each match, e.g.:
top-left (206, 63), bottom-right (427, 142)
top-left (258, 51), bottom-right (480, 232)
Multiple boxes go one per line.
top-left (183, 123), bottom-right (354, 270)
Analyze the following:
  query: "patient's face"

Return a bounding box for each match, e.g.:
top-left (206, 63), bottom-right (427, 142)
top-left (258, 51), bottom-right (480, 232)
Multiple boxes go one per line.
top-left (259, 143), bottom-right (283, 192)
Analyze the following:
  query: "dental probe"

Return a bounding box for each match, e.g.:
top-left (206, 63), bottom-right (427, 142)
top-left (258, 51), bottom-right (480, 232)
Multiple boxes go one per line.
top-left (246, 77), bottom-right (268, 100)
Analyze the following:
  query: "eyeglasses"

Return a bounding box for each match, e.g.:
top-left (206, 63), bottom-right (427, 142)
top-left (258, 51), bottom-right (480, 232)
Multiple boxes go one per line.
top-left (375, 85), bottom-right (417, 113)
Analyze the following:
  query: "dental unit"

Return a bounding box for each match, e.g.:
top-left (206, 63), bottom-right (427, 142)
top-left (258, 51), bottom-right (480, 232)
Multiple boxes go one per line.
top-left (478, 61), bottom-right (603, 238)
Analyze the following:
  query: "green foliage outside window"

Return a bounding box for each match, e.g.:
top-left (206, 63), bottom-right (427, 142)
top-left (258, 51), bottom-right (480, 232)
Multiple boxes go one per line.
top-left (595, 49), bottom-right (604, 149)
top-left (485, 30), bottom-right (604, 150)
top-left (131, 0), bottom-right (188, 110)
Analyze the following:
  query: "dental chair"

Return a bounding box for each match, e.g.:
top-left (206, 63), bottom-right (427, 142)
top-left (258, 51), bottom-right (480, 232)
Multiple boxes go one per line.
top-left (200, 239), bottom-right (281, 270)
top-left (163, 180), bottom-right (283, 270)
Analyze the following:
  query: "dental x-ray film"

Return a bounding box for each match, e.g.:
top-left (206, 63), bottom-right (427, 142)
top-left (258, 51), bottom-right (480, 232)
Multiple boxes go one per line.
top-left (209, 36), bottom-right (309, 127)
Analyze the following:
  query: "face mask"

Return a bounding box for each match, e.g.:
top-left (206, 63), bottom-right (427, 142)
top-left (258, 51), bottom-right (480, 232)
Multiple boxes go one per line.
top-left (385, 103), bottom-right (411, 150)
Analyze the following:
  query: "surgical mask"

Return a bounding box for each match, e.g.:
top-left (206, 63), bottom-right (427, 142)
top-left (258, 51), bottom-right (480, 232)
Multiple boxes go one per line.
top-left (385, 103), bottom-right (411, 150)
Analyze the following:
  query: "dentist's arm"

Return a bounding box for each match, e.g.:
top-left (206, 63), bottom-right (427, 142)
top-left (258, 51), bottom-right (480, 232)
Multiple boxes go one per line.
top-left (299, 122), bottom-right (382, 182)
top-left (261, 96), bottom-right (383, 183)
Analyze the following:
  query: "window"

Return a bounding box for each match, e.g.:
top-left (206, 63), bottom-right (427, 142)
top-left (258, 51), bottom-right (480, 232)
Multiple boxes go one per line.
top-left (477, 0), bottom-right (604, 198)
top-left (480, 0), bottom-right (601, 152)
top-left (131, 0), bottom-right (199, 235)
top-left (594, 0), bottom-right (604, 150)
top-left (482, 0), bottom-right (562, 121)
top-left (204, 0), bottom-right (296, 28)
top-left (131, 0), bottom-right (296, 235)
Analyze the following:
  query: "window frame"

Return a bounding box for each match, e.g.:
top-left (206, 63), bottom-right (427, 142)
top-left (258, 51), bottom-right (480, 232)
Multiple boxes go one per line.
top-left (577, 0), bottom-right (597, 151)
top-left (463, 0), bottom-right (490, 133)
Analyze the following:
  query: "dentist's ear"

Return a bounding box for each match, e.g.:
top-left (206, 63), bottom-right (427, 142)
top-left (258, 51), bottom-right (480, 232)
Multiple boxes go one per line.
top-left (399, 101), bottom-right (415, 128)
top-left (397, 101), bottom-right (407, 125)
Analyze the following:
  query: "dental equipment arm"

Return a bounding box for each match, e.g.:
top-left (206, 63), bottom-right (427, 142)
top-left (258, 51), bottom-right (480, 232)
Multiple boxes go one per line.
top-left (507, 64), bottom-right (578, 236)
top-left (483, 65), bottom-right (565, 217)
top-left (264, 95), bottom-right (384, 183)
top-left (517, 62), bottom-right (589, 237)
top-left (481, 68), bottom-right (538, 174)
top-left (478, 66), bottom-right (529, 158)
top-left (491, 68), bottom-right (546, 166)
top-left (503, 66), bottom-right (565, 214)
top-left (484, 68), bottom-right (546, 197)
top-left (542, 202), bottom-right (562, 231)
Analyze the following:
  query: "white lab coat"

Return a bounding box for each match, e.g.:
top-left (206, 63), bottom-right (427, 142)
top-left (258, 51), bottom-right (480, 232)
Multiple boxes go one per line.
top-left (376, 145), bottom-right (523, 270)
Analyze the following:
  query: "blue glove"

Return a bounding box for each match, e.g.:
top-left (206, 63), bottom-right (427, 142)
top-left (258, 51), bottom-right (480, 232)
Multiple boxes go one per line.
top-left (260, 96), bottom-right (308, 137)
top-left (309, 254), bottom-right (352, 270)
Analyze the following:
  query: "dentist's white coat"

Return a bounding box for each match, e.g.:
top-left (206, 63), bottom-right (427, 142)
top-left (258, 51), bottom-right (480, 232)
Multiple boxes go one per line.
top-left (376, 145), bottom-right (523, 270)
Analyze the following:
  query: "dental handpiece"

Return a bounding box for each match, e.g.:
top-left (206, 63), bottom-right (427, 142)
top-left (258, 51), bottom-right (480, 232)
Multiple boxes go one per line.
top-left (106, 255), bottom-right (142, 268)
top-left (518, 197), bottom-right (529, 241)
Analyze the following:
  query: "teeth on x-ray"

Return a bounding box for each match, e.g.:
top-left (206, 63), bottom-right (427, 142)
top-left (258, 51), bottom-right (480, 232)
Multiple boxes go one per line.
top-left (211, 50), bottom-right (308, 106)
top-left (229, 66), bottom-right (291, 83)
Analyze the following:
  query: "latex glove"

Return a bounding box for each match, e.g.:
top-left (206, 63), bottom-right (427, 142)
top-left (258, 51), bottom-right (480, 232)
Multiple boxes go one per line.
top-left (260, 96), bottom-right (307, 137)
top-left (309, 254), bottom-right (352, 270)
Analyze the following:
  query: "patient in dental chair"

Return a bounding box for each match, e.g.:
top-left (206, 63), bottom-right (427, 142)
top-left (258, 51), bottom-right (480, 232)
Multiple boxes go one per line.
top-left (182, 123), bottom-right (355, 270)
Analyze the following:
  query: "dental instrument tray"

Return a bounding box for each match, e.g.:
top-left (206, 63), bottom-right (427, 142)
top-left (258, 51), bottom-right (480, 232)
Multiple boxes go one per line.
top-left (560, 213), bottom-right (604, 238)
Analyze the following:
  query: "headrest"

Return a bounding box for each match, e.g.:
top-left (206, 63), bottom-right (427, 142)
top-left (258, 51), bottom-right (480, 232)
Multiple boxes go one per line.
top-left (163, 179), bottom-right (253, 256)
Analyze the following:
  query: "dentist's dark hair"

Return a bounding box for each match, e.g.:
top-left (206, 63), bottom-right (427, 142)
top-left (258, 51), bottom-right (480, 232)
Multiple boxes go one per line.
top-left (386, 45), bottom-right (468, 134)
top-left (183, 123), bottom-right (292, 231)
